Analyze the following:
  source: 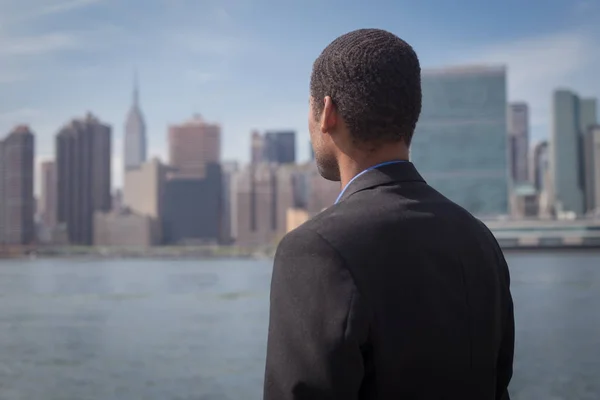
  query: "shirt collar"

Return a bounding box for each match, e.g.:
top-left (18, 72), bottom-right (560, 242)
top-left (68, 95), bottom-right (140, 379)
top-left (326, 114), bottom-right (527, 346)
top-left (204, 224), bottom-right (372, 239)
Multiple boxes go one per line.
top-left (334, 161), bottom-right (425, 204)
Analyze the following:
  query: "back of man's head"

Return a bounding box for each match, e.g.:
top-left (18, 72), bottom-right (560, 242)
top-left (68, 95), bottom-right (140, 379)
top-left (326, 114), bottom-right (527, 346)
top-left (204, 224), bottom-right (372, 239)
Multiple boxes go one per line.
top-left (310, 29), bottom-right (422, 146)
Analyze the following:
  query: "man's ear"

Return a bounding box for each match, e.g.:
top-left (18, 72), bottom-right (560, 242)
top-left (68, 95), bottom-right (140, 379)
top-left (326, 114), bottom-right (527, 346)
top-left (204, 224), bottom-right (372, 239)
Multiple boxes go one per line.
top-left (320, 96), bottom-right (337, 134)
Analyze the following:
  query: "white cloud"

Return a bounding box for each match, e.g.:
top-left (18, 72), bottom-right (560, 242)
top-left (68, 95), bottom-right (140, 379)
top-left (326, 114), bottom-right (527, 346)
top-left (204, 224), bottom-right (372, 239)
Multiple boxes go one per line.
top-left (0, 0), bottom-right (109, 63)
top-left (0, 0), bottom-right (106, 23)
top-left (0, 32), bottom-right (81, 56)
top-left (0, 24), bottom-right (125, 88)
top-left (464, 28), bottom-right (600, 138)
top-left (36, 0), bottom-right (104, 16)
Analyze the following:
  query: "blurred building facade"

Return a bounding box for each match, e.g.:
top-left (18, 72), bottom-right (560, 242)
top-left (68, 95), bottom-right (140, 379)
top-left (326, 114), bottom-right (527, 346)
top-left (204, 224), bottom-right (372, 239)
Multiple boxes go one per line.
top-left (510, 183), bottom-right (539, 219)
top-left (551, 90), bottom-right (597, 216)
top-left (232, 161), bottom-right (339, 246)
top-left (168, 115), bottom-right (220, 179)
top-left (264, 131), bottom-right (296, 164)
top-left (162, 163), bottom-right (222, 245)
top-left (94, 209), bottom-right (156, 247)
top-left (0, 126), bottom-right (35, 245)
top-left (40, 161), bottom-right (57, 229)
top-left (275, 165), bottom-right (298, 234)
top-left (584, 125), bottom-right (600, 215)
top-left (220, 161), bottom-right (239, 244)
top-left (112, 189), bottom-right (123, 211)
top-left (234, 163), bottom-right (279, 247)
top-left (124, 158), bottom-right (167, 218)
top-left (286, 208), bottom-right (310, 233)
top-left (508, 102), bottom-right (529, 184)
top-left (251, 130), bottom-right (265, 164)
top-left (531, 141), bottom-right (549, 192)
top-left (122, 157), bottom-right (167, 245)
top-left (411, 65), bottom-right (509, 217)
top-left (56, 113), bottom-right (112, 245)
top-left (250, 130), bottom-right (296, 165)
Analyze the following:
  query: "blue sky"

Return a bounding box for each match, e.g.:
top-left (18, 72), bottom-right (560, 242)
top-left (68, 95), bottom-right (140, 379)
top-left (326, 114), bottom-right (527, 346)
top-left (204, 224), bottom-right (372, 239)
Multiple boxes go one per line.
top-left (1, 0), bottom-right (599, 191)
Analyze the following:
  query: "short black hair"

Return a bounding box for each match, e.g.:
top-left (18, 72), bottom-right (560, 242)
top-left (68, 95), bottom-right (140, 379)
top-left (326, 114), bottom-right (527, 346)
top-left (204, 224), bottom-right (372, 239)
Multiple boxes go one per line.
top-left (310, 28), bottom-right (422, 146)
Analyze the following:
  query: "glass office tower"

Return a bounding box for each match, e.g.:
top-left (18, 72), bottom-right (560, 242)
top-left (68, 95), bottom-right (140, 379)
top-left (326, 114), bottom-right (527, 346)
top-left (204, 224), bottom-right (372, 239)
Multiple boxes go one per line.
top-left (551, 90), bottom-right (597, 216)
top-left (411, 65), bottom-right (509, 217)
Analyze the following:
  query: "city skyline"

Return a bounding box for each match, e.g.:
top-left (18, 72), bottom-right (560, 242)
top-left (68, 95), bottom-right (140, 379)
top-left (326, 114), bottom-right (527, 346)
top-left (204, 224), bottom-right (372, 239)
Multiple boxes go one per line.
top-left (1, 80), bottom-right (599, 247)
top-left (1, 0), bottom-right (600, 191)
top-left (5, 70), bottom-right (600, 199)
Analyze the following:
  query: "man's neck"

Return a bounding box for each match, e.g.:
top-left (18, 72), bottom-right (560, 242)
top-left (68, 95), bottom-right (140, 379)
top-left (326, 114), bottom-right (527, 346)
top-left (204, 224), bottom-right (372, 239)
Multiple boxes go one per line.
top-left (338, 145), bottom-right (409, 189)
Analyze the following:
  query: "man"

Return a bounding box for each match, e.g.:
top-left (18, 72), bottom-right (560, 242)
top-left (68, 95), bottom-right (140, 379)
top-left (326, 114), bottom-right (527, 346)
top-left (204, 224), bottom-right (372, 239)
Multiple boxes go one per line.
top-left (263, 29), bottom-right (514, 400)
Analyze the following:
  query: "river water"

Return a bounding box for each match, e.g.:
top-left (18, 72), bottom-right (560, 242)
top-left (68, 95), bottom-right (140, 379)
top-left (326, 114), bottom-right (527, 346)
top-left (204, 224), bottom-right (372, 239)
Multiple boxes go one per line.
top-left (0, 251), bottom-right (599, 399)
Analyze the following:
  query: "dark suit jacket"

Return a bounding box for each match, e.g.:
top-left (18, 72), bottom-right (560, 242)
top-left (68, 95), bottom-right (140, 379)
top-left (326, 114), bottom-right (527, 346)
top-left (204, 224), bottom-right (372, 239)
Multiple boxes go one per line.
top-left (264, 162), bottom-right (514, 400)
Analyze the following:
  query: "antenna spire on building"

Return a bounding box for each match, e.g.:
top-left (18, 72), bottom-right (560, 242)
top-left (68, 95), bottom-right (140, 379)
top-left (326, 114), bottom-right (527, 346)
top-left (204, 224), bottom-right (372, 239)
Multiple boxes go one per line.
top-left (133, 68), bottom-right (139, 106)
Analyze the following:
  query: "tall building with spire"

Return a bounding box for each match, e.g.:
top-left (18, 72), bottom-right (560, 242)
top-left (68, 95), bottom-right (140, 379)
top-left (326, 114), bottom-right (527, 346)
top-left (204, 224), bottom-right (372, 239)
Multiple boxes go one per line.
top-left (124, 72), bottom-right (147, 171)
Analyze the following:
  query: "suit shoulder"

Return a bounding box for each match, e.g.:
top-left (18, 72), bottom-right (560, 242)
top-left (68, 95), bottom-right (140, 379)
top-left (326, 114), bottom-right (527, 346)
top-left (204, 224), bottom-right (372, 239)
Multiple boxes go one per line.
top-left (472, 218), bottom-right (503, 247)
top-left (274, 223), bottom-right (349, 277)
top-left (277, 222), bottom-right (332, 254)
top-left (279, 223), bottom-right (314, 246)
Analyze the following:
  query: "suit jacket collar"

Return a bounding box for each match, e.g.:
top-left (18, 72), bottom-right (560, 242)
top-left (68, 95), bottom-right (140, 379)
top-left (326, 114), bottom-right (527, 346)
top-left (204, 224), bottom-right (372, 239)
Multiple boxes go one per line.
top-left (337, 161), bottom-right (426, 204)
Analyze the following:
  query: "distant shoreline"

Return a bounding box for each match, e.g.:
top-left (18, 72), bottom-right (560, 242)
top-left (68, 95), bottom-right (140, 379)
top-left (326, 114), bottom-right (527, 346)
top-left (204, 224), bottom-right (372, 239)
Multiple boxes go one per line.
top-left (1, 244), bottom-right (599, 261)
top-left (501, 246), bottom-right (600, 252)
top-left (0, 245), bottom-right (277, 260)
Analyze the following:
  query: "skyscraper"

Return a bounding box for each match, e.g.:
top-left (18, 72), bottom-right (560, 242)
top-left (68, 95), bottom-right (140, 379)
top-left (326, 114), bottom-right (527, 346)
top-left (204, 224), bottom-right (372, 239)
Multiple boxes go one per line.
top-left (0, 126), bottom-right (35, 245)
top-left (264, 131), bottom-right (296, 164)
top-left (550, 90), bottom-right (597, 215)
top-left (234, 163), bottom-right (279, 247)
top-left (56, 113), bottom-right (112, 245)
top-left (124, 72), bottom-right (146, 171)
top-left (168, 114), bottom-right (220, 179)
top-left (531, 141), bottom-right (549, 192)
top-left (584, 125), bottom-right (600, 214)
top-left (508, 102), bottom-right (529, 184)
top-left (162, 163), bottom-right (222, 244)
top-left (220, 161), bottom-right (239, 244)
top-left (40, 160), bottom-right (57, 229)
top-left (251, 130), bottom-right (265, 164)
top-left (124, 158), bottom-right (167, 220)
top-left (410, 65), bottom-right (509, 217)
top-left (123, 158), bottom-right (167, 244)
